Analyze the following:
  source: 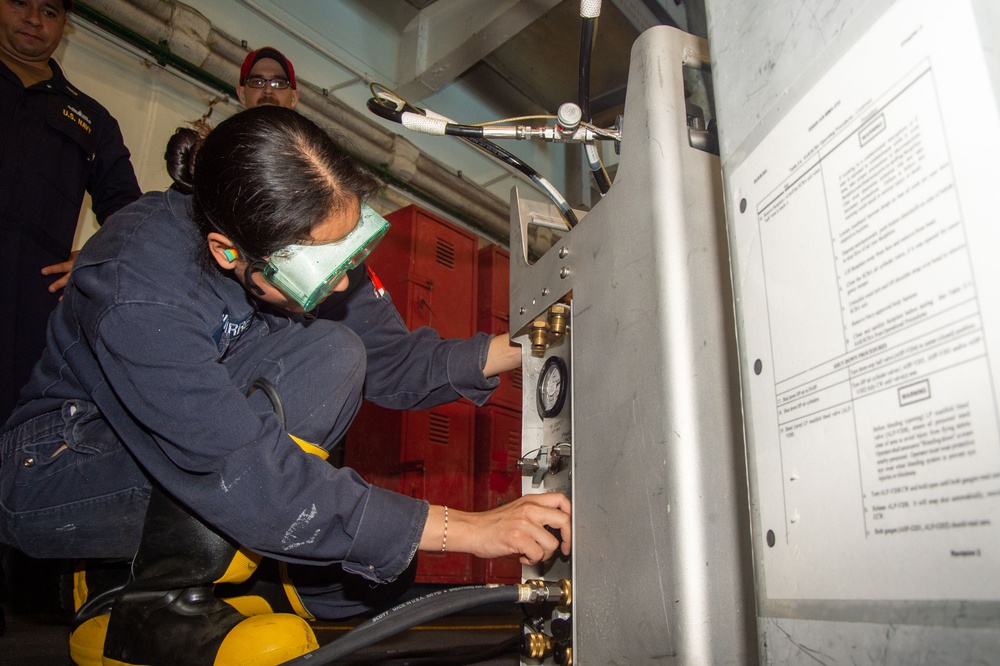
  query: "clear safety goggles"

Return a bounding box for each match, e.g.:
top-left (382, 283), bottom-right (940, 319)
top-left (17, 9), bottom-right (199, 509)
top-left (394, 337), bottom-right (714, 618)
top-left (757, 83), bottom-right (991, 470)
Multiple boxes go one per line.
top-left (262, 203), bottom-right (390, 311)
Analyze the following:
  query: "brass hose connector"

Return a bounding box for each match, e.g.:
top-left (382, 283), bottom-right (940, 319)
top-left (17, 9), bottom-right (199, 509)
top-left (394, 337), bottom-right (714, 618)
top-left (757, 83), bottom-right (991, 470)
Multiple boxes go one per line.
top-left (529, 317), bottom-right (550, 357)
top-left (517, 579), bottom-right (572, 606)
top-left (518, 579), bottom-right (573, 664)
top-left (558, 578), bottom-right (572, 609)
top-left (547, 304), bottom-right (570, 343)
top-left (523, 632), bottom-right (556, 660)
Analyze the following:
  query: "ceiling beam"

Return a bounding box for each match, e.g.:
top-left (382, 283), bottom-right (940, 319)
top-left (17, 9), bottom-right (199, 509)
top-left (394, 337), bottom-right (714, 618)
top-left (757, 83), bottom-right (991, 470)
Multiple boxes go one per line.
top-left (396, 0), bottom-right (561, 102)
top-left (610, 0), bottom-right (682, 32)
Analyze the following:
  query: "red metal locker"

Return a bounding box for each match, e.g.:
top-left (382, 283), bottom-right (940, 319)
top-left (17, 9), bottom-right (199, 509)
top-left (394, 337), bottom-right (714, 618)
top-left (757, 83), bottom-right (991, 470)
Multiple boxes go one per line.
top-left (471, 405), bottom-right (523, 583)
top-left (369, 204), bottom-right (478, 338)
top-left (476, 246), bottom-right (523, 410)
top-left (345, 204), bottom-right (480, 583)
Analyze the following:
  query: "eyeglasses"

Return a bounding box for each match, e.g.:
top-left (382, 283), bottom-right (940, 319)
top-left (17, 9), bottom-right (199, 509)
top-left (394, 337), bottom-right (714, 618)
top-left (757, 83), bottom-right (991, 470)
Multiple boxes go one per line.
top-left (244, 76), bottom-right (291, 90)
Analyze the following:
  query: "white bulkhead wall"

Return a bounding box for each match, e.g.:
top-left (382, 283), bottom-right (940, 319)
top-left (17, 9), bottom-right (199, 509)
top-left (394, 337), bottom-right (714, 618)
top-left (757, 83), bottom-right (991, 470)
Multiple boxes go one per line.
top-left (58, 0), bottom-right (599, 250)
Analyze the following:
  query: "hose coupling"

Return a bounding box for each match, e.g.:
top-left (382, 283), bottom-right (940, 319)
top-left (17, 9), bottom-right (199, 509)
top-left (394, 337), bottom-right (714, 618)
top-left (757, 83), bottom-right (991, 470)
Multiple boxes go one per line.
top-left (557, 578), bottom-right (572, 609)
top-left (523, 631), bottom-right (556, 660)
top-left (517, 579), bottom-right (571, 606)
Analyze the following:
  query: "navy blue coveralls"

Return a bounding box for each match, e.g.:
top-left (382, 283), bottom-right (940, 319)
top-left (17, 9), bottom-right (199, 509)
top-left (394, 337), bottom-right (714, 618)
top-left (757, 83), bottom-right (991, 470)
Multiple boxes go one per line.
top-left (0, 189), bottom-right (500, 618)
top-left (0, 57), bottom-right (141, 424)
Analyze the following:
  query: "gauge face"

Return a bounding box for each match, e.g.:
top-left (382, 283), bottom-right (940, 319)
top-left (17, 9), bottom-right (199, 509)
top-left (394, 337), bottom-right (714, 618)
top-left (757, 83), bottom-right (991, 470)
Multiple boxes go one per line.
top-left (536, 356), bottom-right (569, 419)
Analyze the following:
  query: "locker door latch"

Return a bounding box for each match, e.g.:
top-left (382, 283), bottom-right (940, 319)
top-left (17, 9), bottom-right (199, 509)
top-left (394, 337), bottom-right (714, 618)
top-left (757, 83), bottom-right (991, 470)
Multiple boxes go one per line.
top-left (389, 460), bottom-right (425, 475)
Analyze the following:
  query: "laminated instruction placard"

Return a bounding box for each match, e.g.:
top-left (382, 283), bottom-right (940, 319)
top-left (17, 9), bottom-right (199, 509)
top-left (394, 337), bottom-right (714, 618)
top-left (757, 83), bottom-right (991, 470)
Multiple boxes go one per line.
top-left (729, 0), bottom-right (1000, 600)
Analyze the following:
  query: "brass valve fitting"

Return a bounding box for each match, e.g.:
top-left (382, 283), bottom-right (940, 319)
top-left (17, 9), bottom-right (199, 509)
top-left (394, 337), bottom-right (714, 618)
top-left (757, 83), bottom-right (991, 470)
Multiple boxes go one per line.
top-left (529, 317), bottom-right (550, 357)
top-left (523, 632), bottom-right (556, 660)
top-left (547, 303), bottom-right (570, 343)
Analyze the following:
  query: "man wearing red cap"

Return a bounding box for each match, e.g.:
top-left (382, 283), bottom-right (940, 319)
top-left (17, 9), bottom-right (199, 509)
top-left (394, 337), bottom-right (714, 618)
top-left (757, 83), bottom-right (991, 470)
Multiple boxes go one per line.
top-left (237, 46), bottom-right (299, 109)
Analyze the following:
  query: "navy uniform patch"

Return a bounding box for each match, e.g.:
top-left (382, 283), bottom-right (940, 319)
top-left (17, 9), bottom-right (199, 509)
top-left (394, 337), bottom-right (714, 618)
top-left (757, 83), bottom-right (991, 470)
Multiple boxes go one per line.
top-left (46, 93), bottom-right (96, 158)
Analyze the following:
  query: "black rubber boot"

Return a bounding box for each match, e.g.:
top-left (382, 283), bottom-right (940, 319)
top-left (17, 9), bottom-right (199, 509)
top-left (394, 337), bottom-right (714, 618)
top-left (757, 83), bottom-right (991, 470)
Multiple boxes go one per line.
top-left (102, 486), bottom-right (317, 666)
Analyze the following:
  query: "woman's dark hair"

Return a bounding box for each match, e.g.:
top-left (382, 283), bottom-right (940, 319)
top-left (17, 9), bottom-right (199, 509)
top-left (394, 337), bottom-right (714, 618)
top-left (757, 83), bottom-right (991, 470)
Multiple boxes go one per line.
top-left (164, 107), bottom-right (381, 260)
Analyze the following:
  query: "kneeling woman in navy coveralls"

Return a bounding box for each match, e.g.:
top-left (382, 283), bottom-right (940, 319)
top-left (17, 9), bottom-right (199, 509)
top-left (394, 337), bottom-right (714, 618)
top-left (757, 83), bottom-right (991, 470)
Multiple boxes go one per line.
top-left (0, 106), bottom-right (571, 666)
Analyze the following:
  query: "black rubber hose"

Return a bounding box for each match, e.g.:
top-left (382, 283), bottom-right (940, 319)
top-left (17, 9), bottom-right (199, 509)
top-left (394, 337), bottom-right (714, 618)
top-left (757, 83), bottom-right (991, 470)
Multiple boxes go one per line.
top-left (464, 138), bottom-right (578, 228)
top-left (365, 99), bottom-right (578, 229)
top-left (443, 124), bottom-right (485, 138)
top-left (338, 635), bottom-right (519, 665)
top-left (590, 163), bottom-right (611, 193)
top-left (464, 137), bottom-right (539, 178)
top-left (367, 97), bottom-right (404, 124)
top-left (528, 174), bottom-right (580, 229)
top-left (368, 98), bottom-right (486, 139)
top-left (246, 377), bottom-right (285, 428)
top-left (578, 17), bottom-right (596, 121)
top-left (281, 584), bottom-right (522, 665)
top-left (578, 16), bottom-right (611, 195)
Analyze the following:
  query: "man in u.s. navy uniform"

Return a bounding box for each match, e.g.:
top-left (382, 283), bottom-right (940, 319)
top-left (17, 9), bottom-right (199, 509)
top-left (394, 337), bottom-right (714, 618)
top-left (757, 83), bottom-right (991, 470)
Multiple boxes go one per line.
top-left (0, 0), bottom-right (141, 424)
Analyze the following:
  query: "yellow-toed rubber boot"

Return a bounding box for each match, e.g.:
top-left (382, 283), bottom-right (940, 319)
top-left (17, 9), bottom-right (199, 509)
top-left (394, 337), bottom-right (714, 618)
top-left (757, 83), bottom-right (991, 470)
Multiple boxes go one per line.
top-left (219, 558), bottom-right (315, 621)
top-left (69, 613), bottom-right (110, 666)
top-left (68, 561), bottom-right (131, 666)
top-left (101, 486), bottom-right (318, 666)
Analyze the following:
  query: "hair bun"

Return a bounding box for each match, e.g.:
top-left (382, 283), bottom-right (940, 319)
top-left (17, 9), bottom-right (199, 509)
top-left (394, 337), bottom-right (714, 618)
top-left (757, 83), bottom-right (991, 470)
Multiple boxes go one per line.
top-left (164, 124), bottom-right (209, 194)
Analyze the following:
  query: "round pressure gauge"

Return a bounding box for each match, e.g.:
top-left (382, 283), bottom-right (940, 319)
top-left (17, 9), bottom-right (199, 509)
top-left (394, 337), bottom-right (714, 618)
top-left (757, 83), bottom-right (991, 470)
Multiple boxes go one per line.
top-left (536, 356), bottom-right (569, 419)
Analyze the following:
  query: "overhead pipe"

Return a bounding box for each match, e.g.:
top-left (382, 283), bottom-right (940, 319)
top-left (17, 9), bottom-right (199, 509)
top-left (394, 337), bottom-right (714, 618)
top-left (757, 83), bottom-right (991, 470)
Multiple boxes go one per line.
top-left (75, 0), bottom-right (514, 246)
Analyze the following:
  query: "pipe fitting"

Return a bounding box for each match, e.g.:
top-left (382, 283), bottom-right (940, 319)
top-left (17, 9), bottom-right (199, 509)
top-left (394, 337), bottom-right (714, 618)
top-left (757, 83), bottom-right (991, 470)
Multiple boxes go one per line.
top-left (522, 632), bottom-right (556, 660)
top-left (529, 317), bottom-right (550, 357)
top-left (547, 303), bottom-right (570, 343)
top-left (517, 579), bottom-right (571, 606)
top-left (558, 578), bottom-right (572, 609)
